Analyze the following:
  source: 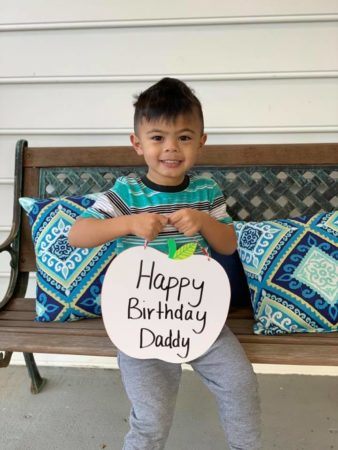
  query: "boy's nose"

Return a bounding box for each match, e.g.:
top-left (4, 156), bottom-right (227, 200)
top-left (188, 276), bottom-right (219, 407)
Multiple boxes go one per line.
top-left (164, 138), bottom-right (178, 152)
top-left (164, 147), bottom-right (178, 153)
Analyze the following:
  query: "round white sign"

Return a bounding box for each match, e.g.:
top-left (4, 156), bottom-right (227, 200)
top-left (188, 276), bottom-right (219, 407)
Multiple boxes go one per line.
top-left (101, 245), bottom-right (231, 363)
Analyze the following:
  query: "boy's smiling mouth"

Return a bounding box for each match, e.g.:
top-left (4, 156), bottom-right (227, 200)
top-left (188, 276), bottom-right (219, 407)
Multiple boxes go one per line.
top-left (160, 159), bottom-right (183, 168)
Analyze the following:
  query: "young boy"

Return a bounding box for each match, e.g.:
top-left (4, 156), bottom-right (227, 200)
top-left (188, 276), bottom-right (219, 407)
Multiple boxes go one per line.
top-left (69, 78), bottom-right (262, 450)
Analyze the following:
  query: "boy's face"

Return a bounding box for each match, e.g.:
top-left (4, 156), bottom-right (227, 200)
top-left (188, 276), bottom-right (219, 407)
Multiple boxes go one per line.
top-left (130, 113), bottom-right (207, 186)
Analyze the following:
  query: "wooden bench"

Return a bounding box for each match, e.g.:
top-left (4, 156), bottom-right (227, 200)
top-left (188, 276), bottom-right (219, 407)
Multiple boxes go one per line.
top-left (0, 140), bottom-right (337, 393)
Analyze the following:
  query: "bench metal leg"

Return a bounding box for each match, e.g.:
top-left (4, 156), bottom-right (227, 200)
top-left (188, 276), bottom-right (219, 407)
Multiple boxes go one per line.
top-left (23, 353), bottom-right (47, 394)
top-left (0, 351), bottom-right (13, 368)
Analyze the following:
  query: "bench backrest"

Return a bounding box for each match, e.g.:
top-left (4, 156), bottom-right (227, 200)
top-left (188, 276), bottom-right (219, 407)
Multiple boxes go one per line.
top-left (15, 140), bottom-right (337, 273)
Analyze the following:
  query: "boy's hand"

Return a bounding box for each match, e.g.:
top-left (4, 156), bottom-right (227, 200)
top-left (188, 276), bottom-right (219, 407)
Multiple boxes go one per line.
top-left (169, 208), bottom-right (206, 237)
top-left (129, 213), bottom-right (168, 241)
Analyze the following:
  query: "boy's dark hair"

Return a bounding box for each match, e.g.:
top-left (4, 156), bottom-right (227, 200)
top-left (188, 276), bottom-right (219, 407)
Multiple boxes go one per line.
top-left (133, 77), bottom-right (204, 134)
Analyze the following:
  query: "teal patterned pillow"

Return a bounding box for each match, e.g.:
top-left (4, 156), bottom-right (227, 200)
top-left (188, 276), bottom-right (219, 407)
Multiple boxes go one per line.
top-left (19, 195), bottom-right (116, 322)
top-left (234, 212), bottom-right (337, 334)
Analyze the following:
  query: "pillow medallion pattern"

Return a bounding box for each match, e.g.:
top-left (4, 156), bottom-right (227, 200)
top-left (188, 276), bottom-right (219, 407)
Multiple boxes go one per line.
top-left (234, 211), bottom-right (337, 335)
top-left (19, 195), bottom-right (116, 322)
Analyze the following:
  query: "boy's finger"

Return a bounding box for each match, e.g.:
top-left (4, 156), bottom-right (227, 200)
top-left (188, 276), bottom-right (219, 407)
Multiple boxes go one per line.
top-left (170, 219), bottom-right (184, 230)
top-left (159, 215), bottom-right (169, 226)
top-left (168, 210), bottom-right (182, 224)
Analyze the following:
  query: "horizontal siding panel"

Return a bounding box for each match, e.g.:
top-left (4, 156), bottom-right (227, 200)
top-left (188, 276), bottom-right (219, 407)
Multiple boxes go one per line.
top-left (0, 231), bottom-right (11, 273)
top-left (0, 230), bottom-right (11, 242)
top-left (1, 80), bottom-right (337, 128)
top-left (1, 1), bottom-right (337, 24)
top-left (1, 23), bottom-right (337, 77)
top-left (0, 276), bottom-right (35, 299)
top-left (0, 140), bottom-right (16, 177)
top-left (0, 184), bottom-right (14, 226)
top-left (201, 79), bottom-right (338, 127)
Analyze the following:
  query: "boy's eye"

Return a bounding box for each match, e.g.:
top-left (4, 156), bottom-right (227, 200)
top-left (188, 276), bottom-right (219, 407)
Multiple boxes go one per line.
top-left (179, 135), bottom-right (192, 141)
top-left (151, 135), bottom-right (163, 142)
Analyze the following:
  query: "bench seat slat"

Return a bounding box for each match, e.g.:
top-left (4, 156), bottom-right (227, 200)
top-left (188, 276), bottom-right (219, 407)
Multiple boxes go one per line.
top-left (0, 318), bottom-right (337, 343)
top-left (0, 319), bottom-right (106, 330)
top-left (0, 326), bottom-right (108, 337)
top-left (0, 331), bottom-right (336, 365)
top-left (0, 325), bottom-right (336, 347)
top-left (0, 311), bottom-right (36, 320)
top-left (0, 331), bottom-right (116, 356)
top-left (0, 319), bottom-right (252, 333)
top-left (4, 298), bottom-right (36, 311)
top-left (243, 343), bottom-right (338, 366)
top-left (1, 300), bottom-right (337, 348)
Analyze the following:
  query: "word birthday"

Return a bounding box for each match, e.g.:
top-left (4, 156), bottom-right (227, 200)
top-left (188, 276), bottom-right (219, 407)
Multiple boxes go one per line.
top-left (128, 297), bottom-right (207, 334)
top-left (128, 259), bottom-right (209, 359)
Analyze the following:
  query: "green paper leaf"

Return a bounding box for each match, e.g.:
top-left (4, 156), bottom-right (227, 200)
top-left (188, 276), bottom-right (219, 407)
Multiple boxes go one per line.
top-left (168, 239), bottom-right (177, 259)
top-left (173, 242), bottom-right (197, 260)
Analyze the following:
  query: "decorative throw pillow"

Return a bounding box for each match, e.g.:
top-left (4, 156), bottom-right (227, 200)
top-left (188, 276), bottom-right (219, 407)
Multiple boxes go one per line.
top-left (19, 195), bottom-right (116, 322)
top-left (234, 211), bottom-right (337, 335)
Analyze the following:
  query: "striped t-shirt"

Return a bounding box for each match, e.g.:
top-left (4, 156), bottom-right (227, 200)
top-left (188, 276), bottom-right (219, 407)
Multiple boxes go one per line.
top-left (80, 174), bottom-right (233, 255)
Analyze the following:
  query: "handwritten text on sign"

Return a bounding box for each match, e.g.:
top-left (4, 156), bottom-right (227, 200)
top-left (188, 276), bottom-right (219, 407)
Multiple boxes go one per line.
top-left (101, 246), bottom-right (230, 363)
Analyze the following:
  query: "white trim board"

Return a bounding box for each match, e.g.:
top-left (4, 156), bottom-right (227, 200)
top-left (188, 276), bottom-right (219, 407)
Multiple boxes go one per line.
top-left (2, 14), bottom-right (338, 31)
top-left (1, 71), bottom-right (338, 84)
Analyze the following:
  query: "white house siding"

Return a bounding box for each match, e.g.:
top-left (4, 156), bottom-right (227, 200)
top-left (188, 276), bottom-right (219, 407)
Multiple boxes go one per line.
top-left (0, 1), bottom-right (337, 371)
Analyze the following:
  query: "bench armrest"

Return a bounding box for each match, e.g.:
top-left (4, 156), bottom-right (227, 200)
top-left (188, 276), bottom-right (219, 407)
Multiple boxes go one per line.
top-left (0, 227), bottom-right (20, 310)
top-left (0, 140), bottom-right (28, 310)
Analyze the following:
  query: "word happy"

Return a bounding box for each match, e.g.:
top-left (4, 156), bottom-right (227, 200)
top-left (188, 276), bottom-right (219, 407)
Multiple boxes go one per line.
top-left (136, 259), bottom-right (205, 305)
top-left (128, 259), bottom-right (208, 359)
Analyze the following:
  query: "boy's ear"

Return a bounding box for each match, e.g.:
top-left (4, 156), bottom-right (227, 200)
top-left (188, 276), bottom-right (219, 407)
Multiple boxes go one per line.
top-left (198, 133), bottom-right (207, 151)
top-left (200, 133), bottom-right (207, 147)
top-left (130, 133), bottom-right (144, 156)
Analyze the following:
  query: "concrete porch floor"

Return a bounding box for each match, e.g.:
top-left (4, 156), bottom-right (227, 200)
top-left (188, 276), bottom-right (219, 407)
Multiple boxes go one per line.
top-left (0, 365), bottom-right (337, 450)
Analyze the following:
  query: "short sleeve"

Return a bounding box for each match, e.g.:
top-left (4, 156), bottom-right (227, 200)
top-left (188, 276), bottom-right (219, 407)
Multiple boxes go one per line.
top-left (79, 194), bottom-right (112, 219)
top-left (209, 180), bottom-right (233, 224)
top-left (79, 178), bottom-right (125, 220)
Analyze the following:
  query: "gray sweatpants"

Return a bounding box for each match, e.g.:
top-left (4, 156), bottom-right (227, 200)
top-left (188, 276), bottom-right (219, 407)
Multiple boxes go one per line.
top-left (118, 325), bottom-right (262, 450)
